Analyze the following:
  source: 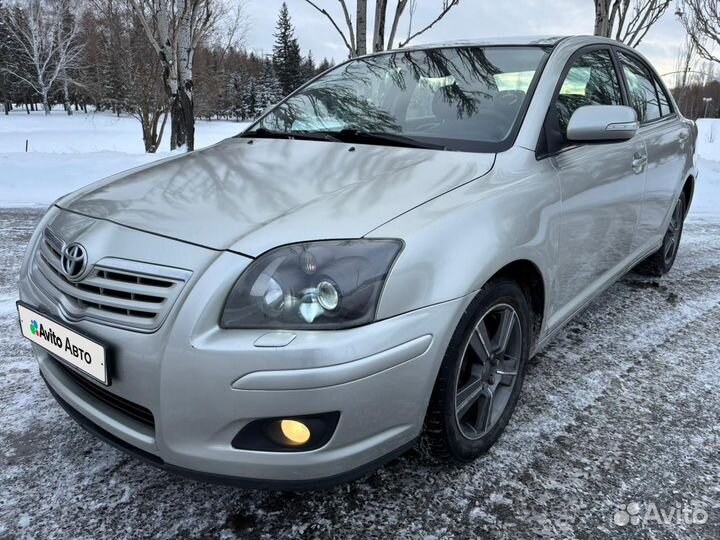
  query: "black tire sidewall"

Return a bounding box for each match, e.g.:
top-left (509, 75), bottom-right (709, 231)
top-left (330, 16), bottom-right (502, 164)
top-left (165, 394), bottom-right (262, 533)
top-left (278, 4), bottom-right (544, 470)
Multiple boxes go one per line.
top-left (662, 192), bottom-right (687, 274)
top-left (438, 279), bottom-right (533, 461)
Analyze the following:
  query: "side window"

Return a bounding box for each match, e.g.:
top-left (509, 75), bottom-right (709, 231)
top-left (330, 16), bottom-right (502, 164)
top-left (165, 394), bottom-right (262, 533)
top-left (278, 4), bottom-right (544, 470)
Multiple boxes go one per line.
top-left (618, 52), bottom-right (661, 123)
top-left (555, 49), bottom-right (623, 134)
top-left (655, 77), bottom-right (673, 116)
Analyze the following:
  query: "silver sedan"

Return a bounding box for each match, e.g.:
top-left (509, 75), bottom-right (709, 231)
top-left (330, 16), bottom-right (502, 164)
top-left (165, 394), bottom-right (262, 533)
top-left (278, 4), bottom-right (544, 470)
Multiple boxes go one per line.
top-left (17, 35), bottom-right (696, 489)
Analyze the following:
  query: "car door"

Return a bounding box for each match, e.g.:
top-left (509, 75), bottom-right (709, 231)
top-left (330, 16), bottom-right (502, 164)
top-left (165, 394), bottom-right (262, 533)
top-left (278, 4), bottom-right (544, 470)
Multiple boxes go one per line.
top-left (547, 47), bottom-right (647, 317)
top-left (615, 50), bottom-right (692, 252)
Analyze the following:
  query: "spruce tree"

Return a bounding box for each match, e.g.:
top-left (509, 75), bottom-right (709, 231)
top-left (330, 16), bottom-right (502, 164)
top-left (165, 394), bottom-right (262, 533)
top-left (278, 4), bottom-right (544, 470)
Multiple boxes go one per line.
top-left (272, 2), bottom-right (303, 96)
top-left (256, 58), bottom-right (282, 116)
top-left (317, 58), bottom-right (334, 76)
top-left (301, 51), bottom-right (316, 84)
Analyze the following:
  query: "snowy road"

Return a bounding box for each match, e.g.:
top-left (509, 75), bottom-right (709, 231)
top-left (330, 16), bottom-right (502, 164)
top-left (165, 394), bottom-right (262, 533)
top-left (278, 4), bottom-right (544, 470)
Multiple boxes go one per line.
top-left (1, 207), bottom-right (719, 540)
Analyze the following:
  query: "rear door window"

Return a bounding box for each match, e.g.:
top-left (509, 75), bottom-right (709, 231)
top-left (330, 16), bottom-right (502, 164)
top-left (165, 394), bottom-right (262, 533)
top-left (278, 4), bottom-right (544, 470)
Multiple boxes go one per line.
top-left (655, 77), bottom-right (673, 117)
top-left (617, 51), bottom-right (661, 123)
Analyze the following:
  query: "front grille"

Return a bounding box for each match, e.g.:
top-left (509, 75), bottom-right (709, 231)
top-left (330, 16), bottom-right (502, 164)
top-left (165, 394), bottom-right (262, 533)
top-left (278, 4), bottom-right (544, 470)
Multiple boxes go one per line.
top-left (53, 357), bottom-right (155, 429)
top-left (32, 228), bottom-right (191, 332)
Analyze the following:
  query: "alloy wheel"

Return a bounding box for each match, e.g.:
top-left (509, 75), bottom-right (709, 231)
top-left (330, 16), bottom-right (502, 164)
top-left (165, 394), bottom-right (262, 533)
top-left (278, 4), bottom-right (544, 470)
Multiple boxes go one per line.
top-left (454, 303), bottom-right (523, 440)
top-left (663, 199), bottom-right (684, 266)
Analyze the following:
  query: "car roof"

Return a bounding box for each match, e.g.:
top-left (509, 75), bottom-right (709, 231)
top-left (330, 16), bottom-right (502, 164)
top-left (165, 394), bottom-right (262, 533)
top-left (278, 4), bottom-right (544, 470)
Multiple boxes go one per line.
top-left (387, 35), bottom-right (629, 52)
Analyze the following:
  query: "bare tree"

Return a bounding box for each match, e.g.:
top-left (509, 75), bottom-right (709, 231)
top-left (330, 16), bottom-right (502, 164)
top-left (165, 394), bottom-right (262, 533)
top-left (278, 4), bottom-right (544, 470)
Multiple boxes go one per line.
top-left (88, 0), bottom-right (169, 151)
top-left (127, 0), bottom-right (227, 151)
top-left (593, 0), bottom-right (671, 47)
top-left (671, 27), bottom-right (698, 111)
top-left (4, 0), bottom-right (83, 114)
top-left (678, 0), bottom-right (720, 64)
top-left (304, 0), bottom-right (460, 58)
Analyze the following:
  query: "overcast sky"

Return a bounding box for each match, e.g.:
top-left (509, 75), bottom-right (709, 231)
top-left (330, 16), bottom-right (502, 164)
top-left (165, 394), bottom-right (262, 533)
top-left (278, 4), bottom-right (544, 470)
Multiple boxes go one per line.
top-left (244, 0), bottom-right (688, 79)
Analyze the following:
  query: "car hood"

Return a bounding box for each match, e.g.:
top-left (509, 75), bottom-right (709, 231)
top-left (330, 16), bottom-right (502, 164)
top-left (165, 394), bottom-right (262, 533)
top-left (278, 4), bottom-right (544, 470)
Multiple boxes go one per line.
top-left (58, 137), bottom-right (495, 256)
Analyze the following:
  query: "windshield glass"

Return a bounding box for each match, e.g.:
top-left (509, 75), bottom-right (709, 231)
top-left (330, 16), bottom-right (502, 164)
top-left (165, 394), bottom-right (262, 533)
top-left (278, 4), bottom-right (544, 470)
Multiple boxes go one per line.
top-left (248, 46), bottom-right (549, 152)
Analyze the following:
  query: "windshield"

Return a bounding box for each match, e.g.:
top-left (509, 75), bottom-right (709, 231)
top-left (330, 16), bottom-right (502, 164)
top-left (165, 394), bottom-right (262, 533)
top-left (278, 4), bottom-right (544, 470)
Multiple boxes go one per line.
top-left (247, 46), bottom-right (549, 152)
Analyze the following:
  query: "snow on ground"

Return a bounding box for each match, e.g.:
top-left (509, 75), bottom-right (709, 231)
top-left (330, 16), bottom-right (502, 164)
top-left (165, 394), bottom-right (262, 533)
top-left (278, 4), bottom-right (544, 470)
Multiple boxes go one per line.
top-left (1, 208), bottom-right (720, 539)
top-left (0, 110), bottom-right (249, 206)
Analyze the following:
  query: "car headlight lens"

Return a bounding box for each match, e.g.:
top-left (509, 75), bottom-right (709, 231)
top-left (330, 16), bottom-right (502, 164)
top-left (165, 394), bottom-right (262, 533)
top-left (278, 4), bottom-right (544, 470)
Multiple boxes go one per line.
top-left (221, 239), bottom-right (403, 329)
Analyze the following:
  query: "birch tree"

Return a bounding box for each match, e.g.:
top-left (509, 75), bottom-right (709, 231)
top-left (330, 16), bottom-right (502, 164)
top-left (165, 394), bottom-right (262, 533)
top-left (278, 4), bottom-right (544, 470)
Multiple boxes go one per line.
top-left (128, 0), bottom-right (225, 151)
top-left (593, 0), bottom-right (671, 47)
top-left (0, 2), bottom-right (12, 114)
top-left (4, 0), bottom-right (83, 114)
top-left (303, 0), bottom-right (460, 58)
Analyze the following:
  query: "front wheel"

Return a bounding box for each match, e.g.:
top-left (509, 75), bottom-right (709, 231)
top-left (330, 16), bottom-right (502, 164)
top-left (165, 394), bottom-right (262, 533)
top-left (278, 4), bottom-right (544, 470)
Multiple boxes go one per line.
top-left (635, 193), bottom-right (686, 277)
top-left (423, 279), bottom-right (532, 462)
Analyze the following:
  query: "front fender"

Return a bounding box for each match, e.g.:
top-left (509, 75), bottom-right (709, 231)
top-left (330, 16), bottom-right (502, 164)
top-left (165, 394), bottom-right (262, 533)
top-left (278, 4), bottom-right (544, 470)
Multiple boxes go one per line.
top-left (370, 147), bottom-right (561, 330)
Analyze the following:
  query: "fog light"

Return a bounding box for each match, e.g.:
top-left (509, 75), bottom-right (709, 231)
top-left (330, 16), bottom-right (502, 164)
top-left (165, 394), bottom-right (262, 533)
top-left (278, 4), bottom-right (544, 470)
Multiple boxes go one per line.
top-left (280, 419), bottom-right (311, 445)
top-left (231, 412), bottom-right (340, 452)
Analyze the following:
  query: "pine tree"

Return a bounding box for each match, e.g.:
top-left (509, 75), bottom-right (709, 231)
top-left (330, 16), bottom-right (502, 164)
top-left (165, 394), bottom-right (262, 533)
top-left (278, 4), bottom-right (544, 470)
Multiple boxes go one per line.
top-left (301, 50), bottom-right (316, 84)
top-left (316, 58), bottom-right (334, 76)
top-left (256, 58), bottom-right (282, 116)
top-left (228, 67), bottom-right (259, 121)
top-left (272, 2), bottom-right (303, 96)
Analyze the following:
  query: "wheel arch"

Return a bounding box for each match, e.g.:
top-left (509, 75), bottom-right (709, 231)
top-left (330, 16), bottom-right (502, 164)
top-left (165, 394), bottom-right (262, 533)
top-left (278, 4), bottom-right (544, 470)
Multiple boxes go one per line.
top-left (486, 259), bottom-right (546, 344)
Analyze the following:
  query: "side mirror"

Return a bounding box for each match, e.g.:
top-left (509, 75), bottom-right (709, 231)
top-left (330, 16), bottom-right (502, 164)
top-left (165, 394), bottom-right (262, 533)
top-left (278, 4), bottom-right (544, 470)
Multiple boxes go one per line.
top-left (566, 105), bottom-right (639, 142)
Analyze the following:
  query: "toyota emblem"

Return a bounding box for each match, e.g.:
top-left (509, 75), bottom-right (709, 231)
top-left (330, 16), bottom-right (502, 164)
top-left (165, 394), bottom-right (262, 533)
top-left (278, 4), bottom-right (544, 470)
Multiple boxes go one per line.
top-left (60, 242), bottom-right (88, 281)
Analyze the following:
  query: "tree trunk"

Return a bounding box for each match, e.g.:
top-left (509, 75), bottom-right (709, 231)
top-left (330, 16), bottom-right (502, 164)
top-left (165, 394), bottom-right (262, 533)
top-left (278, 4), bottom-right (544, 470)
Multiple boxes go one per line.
top-left (42, 90), bottom-right (51, 115)
top-left (63, 75), bottom-right (72, 115)
top-left (169, 94), bottom-right (186, 150)
top-left (356, 0), bottom-right (367, 55)
top-left (373, 0), bottom-right (388, 52)
top-left (179, 83), bottom-right (195, 151)
top-left (594, 0), bottom-right (611, 37)
top-left (174, 2), bottom-right (195, 152)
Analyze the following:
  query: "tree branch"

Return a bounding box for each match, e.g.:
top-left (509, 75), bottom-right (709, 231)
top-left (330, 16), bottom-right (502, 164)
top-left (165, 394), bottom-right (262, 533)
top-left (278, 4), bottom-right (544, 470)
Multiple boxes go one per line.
top-left (398, 0), bottom-right (459, 48)
top-left (303, 0), bottom-right (354, 56)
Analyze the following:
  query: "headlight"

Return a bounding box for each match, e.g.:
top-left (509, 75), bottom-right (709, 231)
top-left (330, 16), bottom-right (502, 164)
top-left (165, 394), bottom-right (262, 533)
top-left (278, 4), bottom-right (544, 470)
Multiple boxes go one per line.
top-left (221, 239), bottom-right (403, 330)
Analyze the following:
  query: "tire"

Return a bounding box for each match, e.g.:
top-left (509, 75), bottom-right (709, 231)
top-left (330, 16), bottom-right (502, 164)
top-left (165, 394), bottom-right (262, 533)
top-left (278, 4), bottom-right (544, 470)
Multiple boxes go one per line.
top-left (635, 193), bottom-right (686, 277)
top-left (423, 278), bottom-right (532, 462)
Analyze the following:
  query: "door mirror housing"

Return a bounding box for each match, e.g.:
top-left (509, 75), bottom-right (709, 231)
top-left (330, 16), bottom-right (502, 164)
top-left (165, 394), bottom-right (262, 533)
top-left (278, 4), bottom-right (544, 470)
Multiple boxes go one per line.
top-left (566, 105), bottom-right (639, 142)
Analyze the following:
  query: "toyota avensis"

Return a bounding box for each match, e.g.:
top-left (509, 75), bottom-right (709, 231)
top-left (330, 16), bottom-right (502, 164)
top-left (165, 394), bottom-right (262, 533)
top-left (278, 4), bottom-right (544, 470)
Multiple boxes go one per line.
top-left (18, 36), bottom-right (696, 489)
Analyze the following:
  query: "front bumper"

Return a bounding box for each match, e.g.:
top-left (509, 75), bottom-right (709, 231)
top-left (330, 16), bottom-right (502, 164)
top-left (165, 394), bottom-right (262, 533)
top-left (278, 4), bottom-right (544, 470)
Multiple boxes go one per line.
top-left (19, 210), bottom-right (468, 488)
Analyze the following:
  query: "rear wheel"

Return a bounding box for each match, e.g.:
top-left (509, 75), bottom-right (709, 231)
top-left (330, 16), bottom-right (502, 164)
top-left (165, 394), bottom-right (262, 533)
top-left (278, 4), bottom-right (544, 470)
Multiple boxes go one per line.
top-left (635, 193), bottom-right (686, 277)
top-left (423, 279), bottom-right (532, 462)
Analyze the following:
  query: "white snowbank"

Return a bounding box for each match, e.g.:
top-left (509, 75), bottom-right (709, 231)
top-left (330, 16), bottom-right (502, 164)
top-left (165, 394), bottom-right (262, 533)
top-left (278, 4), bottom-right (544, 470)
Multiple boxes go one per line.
top-left (0, 111), bottom-right (249, 206)
top-left (692, 120), bottom-right (720, 218)
top-left (696, 119), bottom-right (720, 162)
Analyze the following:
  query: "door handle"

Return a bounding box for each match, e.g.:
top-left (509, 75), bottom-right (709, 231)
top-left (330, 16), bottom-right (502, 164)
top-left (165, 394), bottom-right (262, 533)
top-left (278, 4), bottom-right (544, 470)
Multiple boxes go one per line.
top-left (632, 152), bottom-right (648, 174)
top-left (678, 133), bottom-right (689, 148)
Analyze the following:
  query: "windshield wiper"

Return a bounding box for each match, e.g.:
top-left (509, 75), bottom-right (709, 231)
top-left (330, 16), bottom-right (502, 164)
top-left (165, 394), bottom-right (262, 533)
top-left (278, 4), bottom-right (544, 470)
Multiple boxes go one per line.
top-left (241, 127), bottom-right (341, 143)
top-left (242, 127), bottom-right (445, 150)
top-left (333, 129), bottom-right (448, 150)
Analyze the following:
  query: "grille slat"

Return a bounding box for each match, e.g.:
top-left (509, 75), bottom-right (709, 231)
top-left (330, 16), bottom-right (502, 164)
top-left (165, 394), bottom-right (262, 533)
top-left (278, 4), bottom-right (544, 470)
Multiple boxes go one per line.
top-left (81, 274), bottom-right (176, 297)
top-left (37, 255), bottom-right (166, 314)
top-left (53, 357), bottom-right (155, 429)
top-left (32, 228), bottom-right (191, 332)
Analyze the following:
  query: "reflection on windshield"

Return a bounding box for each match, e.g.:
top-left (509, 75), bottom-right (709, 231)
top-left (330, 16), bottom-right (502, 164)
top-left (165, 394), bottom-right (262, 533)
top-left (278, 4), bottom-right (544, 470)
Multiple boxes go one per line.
top-left (251, 46), bottom-right (548, 151)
